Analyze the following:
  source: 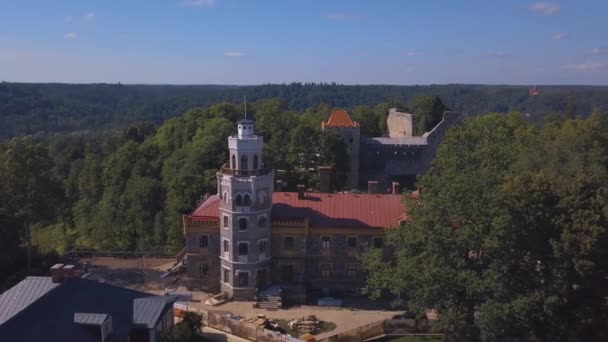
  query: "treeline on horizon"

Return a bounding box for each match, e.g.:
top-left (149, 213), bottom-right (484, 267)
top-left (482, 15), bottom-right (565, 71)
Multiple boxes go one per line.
top-left (1, 81), bottom-right (608, 137)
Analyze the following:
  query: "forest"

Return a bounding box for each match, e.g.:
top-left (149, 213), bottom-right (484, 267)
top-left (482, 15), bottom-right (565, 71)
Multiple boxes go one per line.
top-left (362, 111), bottom-right (608, 341)
top-left (2, 82), bottom-right (608, 137)
top-left (2, 84), bottom-right (607, 339)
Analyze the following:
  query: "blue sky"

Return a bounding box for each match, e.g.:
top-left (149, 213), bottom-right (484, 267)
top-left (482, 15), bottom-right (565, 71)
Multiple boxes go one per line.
top-left (0, 0), bottom-right (606, 85)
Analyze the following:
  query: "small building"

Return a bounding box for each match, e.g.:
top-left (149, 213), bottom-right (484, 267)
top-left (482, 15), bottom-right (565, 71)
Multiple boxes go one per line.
top-left (0, 264), bottom-right (176, 342)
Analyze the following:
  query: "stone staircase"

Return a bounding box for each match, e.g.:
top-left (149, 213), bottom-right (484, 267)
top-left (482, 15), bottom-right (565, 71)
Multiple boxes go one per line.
top-left (258, 294), bottom-right (281, 310)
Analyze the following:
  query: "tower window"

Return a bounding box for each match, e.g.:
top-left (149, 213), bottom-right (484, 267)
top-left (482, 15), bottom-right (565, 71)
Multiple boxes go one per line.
top-left (284, 236), bottom-right (294, 249)
top-left (258, 215), bottom-right (266, 228)
top-left (238, 218), bottom-right (247, 231)
top-left (347, 236), bottom-right (357, 249)
top-left (223, 239), bottom-right (230, 253)
top-left (223, 215), bottom-right (229, 228)
top-left (346, 263), bottom-right (357, 279)
top-left (235, 194), bottom-right (243, 206)
top-left (241, 155), bottom-right (248, 170)
top-left (320, 263), bottom-right (331, 279)
top-left (237, 271), bottom-right (249, 287)
top-left (258, 239), bottom-right (267, 253)
top-left (238, 242), bottom-right (249, 256)
top-left (223, 268), bottom-right (230, 283)
top-left (243, 194), bottom-right (251, 206)
top-left (231, 155), bottom-right (236, 169)
top-left (199, 263), bottom-right (209, 276)
top-left (322, 236), bottom-right (331, 249)
top-left (199, 235), bottom-right (208, 248)
top-left (253, 154), bottom-right (259, 169)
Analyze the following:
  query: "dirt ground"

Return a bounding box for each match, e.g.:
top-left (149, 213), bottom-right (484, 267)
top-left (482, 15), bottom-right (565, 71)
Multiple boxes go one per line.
top-left (79, 257), bottom-right (402, 340)
top-left (78, 256), bottom-right (177, 291)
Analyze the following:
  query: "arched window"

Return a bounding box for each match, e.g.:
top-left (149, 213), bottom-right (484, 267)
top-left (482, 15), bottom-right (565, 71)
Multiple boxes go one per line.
top-left (223, 192), bottom-right (228, 203)
top-left (253, 155), bottom-right (259, 169)
top-left (231, 155), bottom-right (236, 169)
top-left (241, 155), bottom-right (248, 170)
top-left (235, 194), bottom-right (243, 206)
top-left (243, 194), bottom-right (251, 206)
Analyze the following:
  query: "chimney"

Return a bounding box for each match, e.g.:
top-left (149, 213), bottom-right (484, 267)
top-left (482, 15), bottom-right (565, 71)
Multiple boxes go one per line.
top-left (319, 166), bottom-right (332, 193)
top-left (392, 181), bottom-right (400, 195)
top-left (50, 263), bottom-right (65, 283)
top-left (275, 179), bottom-right (283, 192)
top-left (297, 184), bottom-right (306, 199)
top-left (368, 181), bottom-right (378, 194)
top-left (63, 264), bottom-right (76, 280)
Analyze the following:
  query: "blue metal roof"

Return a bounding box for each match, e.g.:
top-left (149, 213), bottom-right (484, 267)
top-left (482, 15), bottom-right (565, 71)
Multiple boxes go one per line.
top-left (133, 296), bottom-right (176, 328)
top-left (74, 312), bottom-right (108, 326)
top-left (0, 276), bottom-right (60, 324)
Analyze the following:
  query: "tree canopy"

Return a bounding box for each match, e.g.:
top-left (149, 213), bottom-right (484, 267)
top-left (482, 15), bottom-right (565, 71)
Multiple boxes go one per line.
top-left (362, 112), bottom-right (608, 341)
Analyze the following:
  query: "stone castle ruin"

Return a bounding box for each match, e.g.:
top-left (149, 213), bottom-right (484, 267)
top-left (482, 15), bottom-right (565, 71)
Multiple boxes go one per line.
top-left (322, 108), bottom-right (462, 190)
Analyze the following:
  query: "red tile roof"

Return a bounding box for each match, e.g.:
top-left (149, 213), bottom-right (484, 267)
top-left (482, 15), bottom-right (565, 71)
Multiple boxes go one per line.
top-left (190, 192), bottom-right (406, 228)
top-left (322, 109), bottom-right (359, 128)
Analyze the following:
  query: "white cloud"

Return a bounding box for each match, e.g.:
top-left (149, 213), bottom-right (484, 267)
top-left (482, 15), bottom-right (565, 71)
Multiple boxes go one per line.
top-left (528, 2), bottom-right (560, 16)
top-left (182, 0), bottom-right (215, 8)
top-left (407, 50), bottom-right (424, 57)
top-left (563, 60), bottom-right (607, 71)
top-left (224, 51), bottom-right (245, 57)
top-left (552, 32), bottom-right (567, 40)
top-left (64, 32), bottom-right (78, 40)
top-left (83, 12), bottom-right (95, 22)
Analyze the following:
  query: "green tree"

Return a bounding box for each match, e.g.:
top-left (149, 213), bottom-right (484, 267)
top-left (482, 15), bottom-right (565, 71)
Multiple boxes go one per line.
top-left (363, 113), bottom-right (608, 341)
top-left (0, 137), bottom-right (64, 270)
top-left (410, 95), bottom-right (447, 134)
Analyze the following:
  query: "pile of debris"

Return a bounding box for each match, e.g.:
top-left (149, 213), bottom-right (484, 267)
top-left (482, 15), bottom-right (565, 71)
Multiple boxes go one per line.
top-left (244, 314), bottom-right (286, 334)
top-left (288, 315), bottom-right (322, 335)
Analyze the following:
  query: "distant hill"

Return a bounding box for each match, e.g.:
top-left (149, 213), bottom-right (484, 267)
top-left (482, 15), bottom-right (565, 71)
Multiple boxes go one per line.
top-left (1, 82), bottom-right (607, 138)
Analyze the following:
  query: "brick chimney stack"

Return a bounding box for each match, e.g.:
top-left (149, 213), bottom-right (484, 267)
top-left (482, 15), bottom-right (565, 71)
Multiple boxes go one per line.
top-left (319, 166), bottom-right (332, 193)
top-left (297, 184), bottom-right (306, 199)
top-left (392, 181), bottom-right (400, 195)
top-left (368, 181), bottom-right (378, 194)
top-left (50, 263), bottom-right (65, 283)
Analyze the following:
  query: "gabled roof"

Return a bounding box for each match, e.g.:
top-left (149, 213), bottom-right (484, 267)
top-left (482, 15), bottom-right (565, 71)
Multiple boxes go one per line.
top-left (322, 109), bottom-right (359, 128)
top-left (0, 277), bottom-right (165, 342)
top-left (190, 192), bottom-right (407, 228)
top-left (133, 296), bottom-right (176, 329)
top-left (0, 276), bottom-right (60, 324)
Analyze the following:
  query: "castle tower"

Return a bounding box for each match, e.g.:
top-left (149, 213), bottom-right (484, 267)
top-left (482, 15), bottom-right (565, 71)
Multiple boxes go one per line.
top-left (217, 116), bottom-right (274, 299)
top-left (322, 109), bottom-right (360, 189)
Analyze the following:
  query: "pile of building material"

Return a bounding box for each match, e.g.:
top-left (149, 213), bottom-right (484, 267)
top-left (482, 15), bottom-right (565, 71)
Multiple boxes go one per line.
top-left (288, 315), bottom-right (322, 335)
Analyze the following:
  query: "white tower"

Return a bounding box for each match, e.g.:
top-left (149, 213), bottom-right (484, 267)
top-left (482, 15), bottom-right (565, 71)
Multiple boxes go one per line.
top-left (217, 115), bottom-right (274, 299)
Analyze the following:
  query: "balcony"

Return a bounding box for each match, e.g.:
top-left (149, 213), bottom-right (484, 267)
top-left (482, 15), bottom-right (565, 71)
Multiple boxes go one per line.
top-left (221, 164), bottom-right (271, 177)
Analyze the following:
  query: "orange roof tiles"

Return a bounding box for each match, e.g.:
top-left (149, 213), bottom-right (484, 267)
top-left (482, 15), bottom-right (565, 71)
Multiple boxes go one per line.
top-left (322, 109), bottom-right (359, 128)
top-left (190, 192), bottom-right (407, 229)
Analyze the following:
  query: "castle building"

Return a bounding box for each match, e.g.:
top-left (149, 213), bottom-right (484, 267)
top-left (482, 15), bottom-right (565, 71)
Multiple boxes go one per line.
top-left (183, 116), bottom-right (407, 302)
top-left (323, 108), bottom-right (462, 190)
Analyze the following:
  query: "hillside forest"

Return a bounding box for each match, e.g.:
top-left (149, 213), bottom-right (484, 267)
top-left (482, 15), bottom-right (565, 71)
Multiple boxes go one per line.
top-left (1, 84), bottom-right (607, 339)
